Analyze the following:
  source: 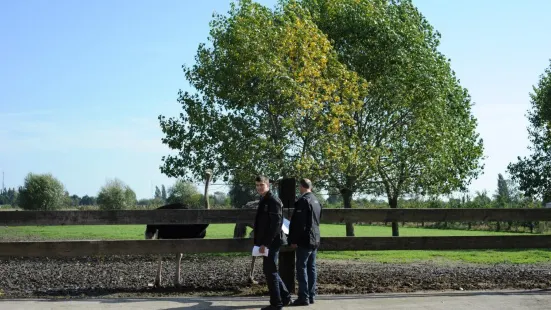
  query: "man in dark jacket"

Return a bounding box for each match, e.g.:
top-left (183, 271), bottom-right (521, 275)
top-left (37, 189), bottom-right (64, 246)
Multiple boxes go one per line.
top-left (253, 175), bottom-right (292, 310)
top-left (288, 178), bottom-right (322, 306)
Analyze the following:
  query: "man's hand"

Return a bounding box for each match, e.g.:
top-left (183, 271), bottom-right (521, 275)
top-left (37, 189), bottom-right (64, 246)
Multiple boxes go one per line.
top-left (291, 244), bottom-right (297, 249)
top-left (259, 245), bottom-right (266, 254)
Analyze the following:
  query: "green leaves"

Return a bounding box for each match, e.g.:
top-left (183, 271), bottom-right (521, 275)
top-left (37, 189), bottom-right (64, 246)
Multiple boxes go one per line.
top-left (159, 0), bottom-right (368, 184)
top-left (17, 173), bottom-right (66, 211)
top-left (159, 0), bottom-right (485, 219)
top-left (508, 60), bottom-right (551, 202)
top-left (301, 0), bottom-right (484, 200)
top-left (96, 178), bottom-right (137, 210)
top-left (166, 179), bottom-right (203, 208)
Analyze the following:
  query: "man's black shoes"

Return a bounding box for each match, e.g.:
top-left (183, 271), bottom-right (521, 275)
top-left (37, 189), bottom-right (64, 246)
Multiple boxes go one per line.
top-left (290, 299), bottom-right (309, 306)
top-left (283, 297), bottom-right (293, 306)
top-left (261, 297), bottom-right (292, 310)
top-left (261, 306), bottom-right (282, 310)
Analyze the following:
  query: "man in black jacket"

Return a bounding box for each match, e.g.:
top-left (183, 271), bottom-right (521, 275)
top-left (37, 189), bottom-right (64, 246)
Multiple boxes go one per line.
top-left (288, 178), bottom-right (322, 306)
top-left (253, 175), bottom-right (292, 310)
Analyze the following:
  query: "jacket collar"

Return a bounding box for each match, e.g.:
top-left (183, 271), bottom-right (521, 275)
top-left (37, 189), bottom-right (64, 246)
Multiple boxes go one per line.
top-left (300, 191), bottom-right (312, 199)
top-left (261, 190), bottom-right (272, 200)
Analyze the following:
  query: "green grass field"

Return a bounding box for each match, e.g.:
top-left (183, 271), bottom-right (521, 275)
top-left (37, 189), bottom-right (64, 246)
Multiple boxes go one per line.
top-left (1, 224), bottom-right (550, 264)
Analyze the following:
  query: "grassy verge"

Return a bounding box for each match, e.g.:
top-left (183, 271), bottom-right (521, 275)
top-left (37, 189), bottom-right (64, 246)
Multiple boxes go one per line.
top-left (1, 224), bottom-right (549, 264)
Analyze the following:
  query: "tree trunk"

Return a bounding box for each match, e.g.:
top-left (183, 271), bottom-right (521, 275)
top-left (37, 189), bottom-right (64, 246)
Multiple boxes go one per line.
top-left (341, 189), bottom-right (355, 237)
top-left (389, 196), bottom-right (399, 236)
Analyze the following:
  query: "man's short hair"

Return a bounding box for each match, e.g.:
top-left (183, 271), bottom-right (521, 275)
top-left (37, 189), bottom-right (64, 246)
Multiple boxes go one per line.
top-left (299, 178), bottom-right (312, 189)
top-left (255, 175), bottom-right (270, 184)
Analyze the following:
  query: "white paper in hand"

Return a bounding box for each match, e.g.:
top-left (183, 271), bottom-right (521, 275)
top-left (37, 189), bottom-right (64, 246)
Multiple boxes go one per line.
top-left (252, 245), bottom-right (269, 257)
top-left (282, 218), bottom-right (290, 235)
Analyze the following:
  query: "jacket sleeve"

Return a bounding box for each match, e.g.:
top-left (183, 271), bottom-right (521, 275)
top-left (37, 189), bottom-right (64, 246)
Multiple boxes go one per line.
top-left (260, 197), bottom-right (282, 246)
top-left (306, 199), bottom-right (313, 231)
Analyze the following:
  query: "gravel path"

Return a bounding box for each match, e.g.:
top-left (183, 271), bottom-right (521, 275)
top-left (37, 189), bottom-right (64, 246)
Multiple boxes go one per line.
top-left (1, 255), bottom-right (551, 299)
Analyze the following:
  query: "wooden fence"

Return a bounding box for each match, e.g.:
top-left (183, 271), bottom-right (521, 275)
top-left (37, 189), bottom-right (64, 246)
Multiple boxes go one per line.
top-left (1, 208), bottom-right (551, 292)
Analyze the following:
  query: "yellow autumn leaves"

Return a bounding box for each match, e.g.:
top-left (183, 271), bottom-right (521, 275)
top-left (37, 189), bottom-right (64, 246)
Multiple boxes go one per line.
top-left (274, 4), bottom-right (369, 132)
top-left (178, 0), bottom-right (374, 181)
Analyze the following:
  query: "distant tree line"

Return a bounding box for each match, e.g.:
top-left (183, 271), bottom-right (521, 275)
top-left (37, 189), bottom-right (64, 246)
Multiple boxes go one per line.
top-left (322, 173), bottom-right (543, 233)
top-left (0, 187), bottom-right (18, 206)
top-left (0, 172), bottom-right (234, 211)
top-left (0, 170), bottom-right (546, 233)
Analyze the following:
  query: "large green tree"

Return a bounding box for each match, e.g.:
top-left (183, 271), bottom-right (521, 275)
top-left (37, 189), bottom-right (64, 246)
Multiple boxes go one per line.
top-left (161, 185), bottom-right (167, 201)
top-left (300, 0), bottom-right (484, 236)
top-left (154, 186), bottom-right (162, 200)
top-left (17, 173), bottom-right (66, 211)
top-left (166, 179), bottom-right (203, 208)
top-left (494, 173), bottom-right (511, 208)
top-left (159, 0), bottom-right (483, 237)
top-left (493, 173), bottom-right (511, 231)
top-left (508, 60), bottom-right (551, 203)
top-left (97, 179), bottom-right (137, 210)
top-left (158, 0), bottom-right (366, 187)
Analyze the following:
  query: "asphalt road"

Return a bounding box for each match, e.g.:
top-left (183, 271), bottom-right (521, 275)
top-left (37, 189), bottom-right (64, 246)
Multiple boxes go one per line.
top-left (1, 289), bottom-right (550, 310)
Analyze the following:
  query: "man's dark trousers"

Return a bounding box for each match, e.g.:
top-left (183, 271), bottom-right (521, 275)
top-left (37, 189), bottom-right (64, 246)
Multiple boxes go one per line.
top-left (295, 246), bottom-right (317, 303)
top-left (263, 244), bottom-right (291, 308)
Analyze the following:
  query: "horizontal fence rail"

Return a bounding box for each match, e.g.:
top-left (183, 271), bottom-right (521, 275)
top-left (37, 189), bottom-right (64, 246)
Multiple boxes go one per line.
top-left (1, 235), bottom-right (551, 257)
top-left (2, 208), bottom-right (551, 226)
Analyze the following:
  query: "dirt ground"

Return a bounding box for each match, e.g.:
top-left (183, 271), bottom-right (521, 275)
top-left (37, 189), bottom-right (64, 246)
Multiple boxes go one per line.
top-left (1, 254), bottom-right (550, 299)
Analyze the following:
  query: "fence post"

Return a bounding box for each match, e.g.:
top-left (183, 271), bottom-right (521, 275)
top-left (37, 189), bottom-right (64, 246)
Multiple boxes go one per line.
top-left (540, 202), bottom-right (551, 233)
top-left (279, 249), bottom-right (295, 293)
top-left (278, 177), bottom-right (296, 294)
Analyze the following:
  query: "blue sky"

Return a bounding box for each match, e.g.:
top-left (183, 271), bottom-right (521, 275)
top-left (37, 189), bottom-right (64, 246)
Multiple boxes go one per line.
top-left (1, 0), bottom-right (550, 200)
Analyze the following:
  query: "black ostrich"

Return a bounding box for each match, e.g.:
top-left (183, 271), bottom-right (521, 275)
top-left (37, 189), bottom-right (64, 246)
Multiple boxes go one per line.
top-left (144, 202), bottom-right (209, 287)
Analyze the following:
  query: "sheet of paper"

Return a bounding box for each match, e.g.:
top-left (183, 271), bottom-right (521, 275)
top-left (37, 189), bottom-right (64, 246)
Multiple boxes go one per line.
top-left (252, 245), bottom-right (269, 257)
top-left (282, 218), bottom-right (290, 235)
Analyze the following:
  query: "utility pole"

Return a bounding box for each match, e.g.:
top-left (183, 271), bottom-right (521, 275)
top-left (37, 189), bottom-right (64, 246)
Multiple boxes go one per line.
top-left (2, 171), bottom-right (4, 192)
